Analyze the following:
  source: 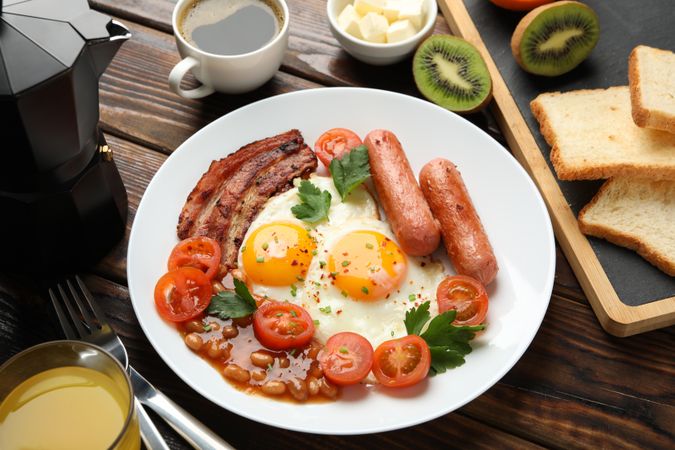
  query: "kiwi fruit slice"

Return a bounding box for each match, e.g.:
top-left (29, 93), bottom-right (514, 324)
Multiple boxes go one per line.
top-left (413, 35), bottom-right (492, 114)
top-left (511, 1), bottom-right (600, 76)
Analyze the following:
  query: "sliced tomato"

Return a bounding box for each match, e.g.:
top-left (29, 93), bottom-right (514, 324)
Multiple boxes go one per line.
top-left (154, 267), bottom-right (212, 322)
top-left (319, 332), bottom-right (374, 386)
top-left (436, 275), bottom-right (488, 326)
top-left (168, 236), bottom-right (221, 279)
top-left (488, 0), bottom-right (553, 11)
top-left (253, 301), bottom-right (315, 350)
top-left (372, 335), bottom-right (430, 388)
top-left (314, 128), bottom-right (362, 167)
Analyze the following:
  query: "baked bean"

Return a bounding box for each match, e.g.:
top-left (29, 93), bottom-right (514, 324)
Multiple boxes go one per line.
top-left (221, 325), bottom-right (238, 339)
top-left (185, 320), bottom-right (203, 333)
top-left (250, 351), bottom-right (274, 368)
top-left (287, 378), bottom-right (308, 401)
top-left (319, 378), bottom-right (338, 398)
top-left (261, 380), bottom-right (286, 396)
top-left (206, 321), bottom-right (220, 331)
top-left (251, 370), bottom-right (267, 382)
top-left (206, 340), bottom-right (224, 359)
top-left (309, 364), bottom-right (323, 379)
top-left (307, 376), bottom-right (320, 396)
top-left (278, 356), bottom-right (290, 369)
top-left (233, 316), bottom-right (252, 327)
top-left (223, 364), bottom-right (250, 383)
top-left (184, 333), bottom-right (203, 351)
top-left (211, 280), bottom-right (225, 293)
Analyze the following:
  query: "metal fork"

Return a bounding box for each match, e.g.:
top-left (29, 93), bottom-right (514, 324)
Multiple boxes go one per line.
top-left (49, 275), bottom-right (233, 450)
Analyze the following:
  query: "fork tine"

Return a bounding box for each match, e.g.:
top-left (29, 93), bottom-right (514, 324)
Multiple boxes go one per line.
top-left (66, 279), bottom-right (98, 330)
top-left (49, 288), bottom-right (77, 340)
top-left (57, 283), bottom-right (88, 338)
top-left (75, 275), bottom-right (111, 329)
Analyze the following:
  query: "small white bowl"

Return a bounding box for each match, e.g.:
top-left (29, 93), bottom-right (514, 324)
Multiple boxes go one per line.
top-left (327, 0), bottom-right (437, 66)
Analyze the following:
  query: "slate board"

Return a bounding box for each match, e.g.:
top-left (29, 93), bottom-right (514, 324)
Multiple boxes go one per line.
top-left (462, 0), bottom-right (675, 307)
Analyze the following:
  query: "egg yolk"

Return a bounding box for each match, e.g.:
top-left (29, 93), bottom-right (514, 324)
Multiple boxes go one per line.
top-left (328, 230), bottom-right (407, 301)
top-left (242, 222), bottom-right (316, 286)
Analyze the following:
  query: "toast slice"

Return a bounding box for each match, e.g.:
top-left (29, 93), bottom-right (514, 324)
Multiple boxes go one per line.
top-left (531, 86), bottom-right (675, 180)
top-left (578, 177), bottom-right (675, 276)
top-left (629, 45), bottom-right (675, 134)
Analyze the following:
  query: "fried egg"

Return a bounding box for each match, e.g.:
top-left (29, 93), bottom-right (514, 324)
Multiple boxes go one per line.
top-left (298, 218), bottom-right (443, 348)
top-left (238, 175), bottom-right (445, 348)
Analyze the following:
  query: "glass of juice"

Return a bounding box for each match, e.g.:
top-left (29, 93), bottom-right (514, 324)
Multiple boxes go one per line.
top-left (0, 340), bottom-right (140, 450)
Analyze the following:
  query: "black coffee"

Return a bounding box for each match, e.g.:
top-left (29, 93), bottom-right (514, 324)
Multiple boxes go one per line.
top-left (180, 0), bottom-right (283, 56)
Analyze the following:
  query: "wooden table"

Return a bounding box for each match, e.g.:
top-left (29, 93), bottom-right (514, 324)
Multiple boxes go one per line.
top-left (1, 1), bottom-right (673, 448)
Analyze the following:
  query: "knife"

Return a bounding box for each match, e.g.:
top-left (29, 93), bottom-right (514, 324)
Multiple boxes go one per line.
top-left (130, 367), bottom-right (234, 450)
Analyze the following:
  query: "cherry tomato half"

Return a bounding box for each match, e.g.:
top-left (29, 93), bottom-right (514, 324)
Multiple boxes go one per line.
top-left (168, 236), bottom-right (222, 280)
top-left (436, 275), bottom-right (488, 326)
top-left (314, 128), bottom-right (363, 168)
top-left (154, 267), bottom-right (212, 322)
top-left (253, 301), bottom-right (315, 350)
top-left (319, 332), bottom-right (374, 386)
top-left (372, 335), bottom-right (430, 388)
top-left (488, 0), bottom-right (553, 11)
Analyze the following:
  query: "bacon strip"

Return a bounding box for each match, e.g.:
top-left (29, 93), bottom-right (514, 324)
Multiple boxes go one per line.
top-left (177, 130), bottom-right (317, 270)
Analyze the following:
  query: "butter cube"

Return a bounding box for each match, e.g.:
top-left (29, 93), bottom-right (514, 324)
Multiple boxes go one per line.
top-left (338, 4), bottom-right (364, 39)
top-left (398, 0), bottom-right (425, 29)
top-left (382, 1), bottom-right (402, 22)
top-left (359, 12), bottom-right (389, 43)
top-left (353, 0), bottom-right (386, 16)
top-left (386, 19), bottom-right (417, 43)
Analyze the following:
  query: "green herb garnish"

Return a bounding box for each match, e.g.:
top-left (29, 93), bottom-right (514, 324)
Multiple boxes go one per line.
top-left (319, 306), bottom-right (332, 314)
top-left (206, 278), bottom-right (258, 319)
top-left (291, 180), bottom-right (332, 223)
top-left (290, 284), bottom-right (297, 297)
top-left (330, 145), bottom-right (371, 200)
top-left (403, 301), bottom-right (484, 375)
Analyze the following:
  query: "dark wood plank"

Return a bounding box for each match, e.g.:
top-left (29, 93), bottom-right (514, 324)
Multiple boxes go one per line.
top-left (3, 273), bottom-right (671, 449)
top-left (0, 274), bottom-right (542, 450)
top-left (99, 18), bottom-right (322, 154)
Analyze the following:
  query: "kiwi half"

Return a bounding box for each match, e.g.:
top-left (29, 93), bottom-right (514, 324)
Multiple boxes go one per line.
top-left (413, 35), bottom-right (492, 113)
top-left (511, 1), bottom-right (599, 76)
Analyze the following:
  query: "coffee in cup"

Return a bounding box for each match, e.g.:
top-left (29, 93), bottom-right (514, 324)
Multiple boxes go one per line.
top-left (178, 0), bottom-right (284, 56)
top-left (169, 0), bottom-right (289, 98)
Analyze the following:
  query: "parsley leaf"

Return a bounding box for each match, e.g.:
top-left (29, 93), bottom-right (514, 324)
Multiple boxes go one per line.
top-left (404, 301), bottom-right (431, 336)
top-left (330, 145), bottom-right (371, 200)
top-left (207, 279), bottom-right (258, 319)
top-left (428, 346), bottom-right (465, 375)
top-left (403, 301), bottom-right (484, 375)
top-left (291, 180), bottom-right (332, 223)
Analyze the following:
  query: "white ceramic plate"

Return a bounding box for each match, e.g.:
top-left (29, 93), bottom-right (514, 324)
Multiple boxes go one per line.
top-left (128, 88), bottom-right (555, 435)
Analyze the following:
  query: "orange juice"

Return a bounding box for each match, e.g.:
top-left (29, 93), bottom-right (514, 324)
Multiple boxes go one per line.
top-left (0, 366), bottom-right (138, 450)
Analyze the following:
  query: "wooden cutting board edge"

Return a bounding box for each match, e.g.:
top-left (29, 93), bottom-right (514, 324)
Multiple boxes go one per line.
top-left (437, 0), bottom-right (675, 336)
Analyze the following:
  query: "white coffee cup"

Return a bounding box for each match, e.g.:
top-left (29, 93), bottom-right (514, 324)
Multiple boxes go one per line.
top-left (169, 0), bottom-right (289, 98)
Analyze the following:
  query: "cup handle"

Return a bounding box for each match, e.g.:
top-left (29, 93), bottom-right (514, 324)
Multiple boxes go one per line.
top-left (168, 56), bottom-right (216, 99)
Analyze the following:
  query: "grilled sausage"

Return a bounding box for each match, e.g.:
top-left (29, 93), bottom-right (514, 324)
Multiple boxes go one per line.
top-left (419, 158), bottom-right (498, 285)
top-left (365, 130), bottom-right (440, 256)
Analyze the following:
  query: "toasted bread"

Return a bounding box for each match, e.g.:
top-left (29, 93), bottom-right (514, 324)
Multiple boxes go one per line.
top-left (629, 45), bottom-right (675, 134)
top-left (531, 86), bottom-right (675, 180)
top-left (578, 177), bottom-right (675, 276)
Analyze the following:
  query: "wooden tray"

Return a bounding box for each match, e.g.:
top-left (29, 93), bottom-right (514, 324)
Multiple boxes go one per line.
top-left (437, 0), bottom-right (675, 336)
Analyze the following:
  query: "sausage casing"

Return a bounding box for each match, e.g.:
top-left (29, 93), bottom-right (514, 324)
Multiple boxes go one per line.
top-left (419, 158), bottom-right (498, 285)
top-left (365, 130), bottom-right (440, 256)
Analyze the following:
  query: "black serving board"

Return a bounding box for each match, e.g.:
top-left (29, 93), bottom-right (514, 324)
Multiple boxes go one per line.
top-left (463, 0), bottom-right (674, 306)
